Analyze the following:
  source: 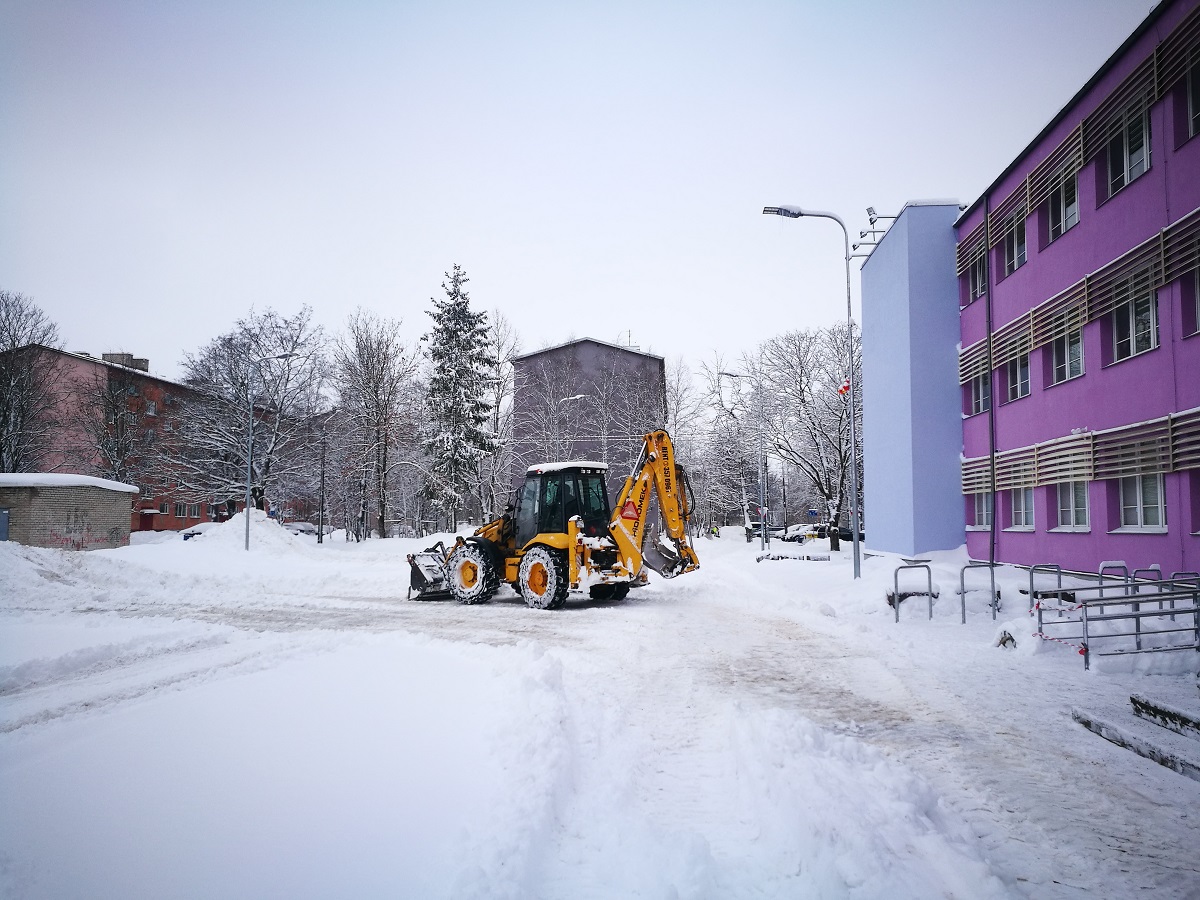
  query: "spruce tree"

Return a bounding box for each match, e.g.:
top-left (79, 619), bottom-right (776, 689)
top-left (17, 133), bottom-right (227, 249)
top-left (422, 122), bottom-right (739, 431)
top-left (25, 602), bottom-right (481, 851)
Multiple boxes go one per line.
top-left (421, 265), bottom-right (496, 525)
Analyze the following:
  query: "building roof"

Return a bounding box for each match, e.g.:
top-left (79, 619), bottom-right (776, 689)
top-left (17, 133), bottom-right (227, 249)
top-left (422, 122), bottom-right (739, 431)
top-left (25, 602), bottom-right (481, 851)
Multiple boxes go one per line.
top-left (512, 337), bottom-right (664, 363)
top-left (957, 0), bottom-right (1174, 224)
top-left (21, 344), bottom-right (194, 392)
top-left (0, 473), bottom-right (140, 493)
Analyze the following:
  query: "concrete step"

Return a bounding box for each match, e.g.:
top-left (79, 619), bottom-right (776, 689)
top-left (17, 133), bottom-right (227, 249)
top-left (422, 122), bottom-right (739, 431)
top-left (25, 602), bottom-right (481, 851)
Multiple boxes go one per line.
top-left (1130, 693), bottom-right (1200, 741)
top-left (1072, 706), bottom-right (1200, 782)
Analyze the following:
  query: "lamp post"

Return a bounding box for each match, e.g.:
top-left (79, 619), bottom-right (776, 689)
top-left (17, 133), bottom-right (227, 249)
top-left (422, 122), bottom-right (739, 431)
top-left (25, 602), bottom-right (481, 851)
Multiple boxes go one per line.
top-left (762, 204), bottom-right (861, 578)
top-left (245, 353), bottom-right (296, 551)
top-left (717, 371), bottom-right (768, 552)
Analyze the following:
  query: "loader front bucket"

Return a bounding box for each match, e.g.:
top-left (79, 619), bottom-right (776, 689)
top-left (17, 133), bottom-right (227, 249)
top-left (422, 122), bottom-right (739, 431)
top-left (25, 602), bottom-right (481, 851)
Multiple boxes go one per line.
top-left (406, 542), bottom-right (453, 600)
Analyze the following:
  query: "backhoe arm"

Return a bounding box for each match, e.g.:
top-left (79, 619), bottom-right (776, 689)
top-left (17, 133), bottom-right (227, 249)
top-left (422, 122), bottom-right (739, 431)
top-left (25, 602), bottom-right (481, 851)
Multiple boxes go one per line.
top-left (608, 430), bottom-right (700, 578)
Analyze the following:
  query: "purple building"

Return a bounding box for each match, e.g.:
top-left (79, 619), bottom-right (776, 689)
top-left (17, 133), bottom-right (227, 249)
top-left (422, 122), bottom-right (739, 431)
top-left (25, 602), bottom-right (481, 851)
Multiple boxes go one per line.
top-left (956, 0), bottom-right (1200, 574)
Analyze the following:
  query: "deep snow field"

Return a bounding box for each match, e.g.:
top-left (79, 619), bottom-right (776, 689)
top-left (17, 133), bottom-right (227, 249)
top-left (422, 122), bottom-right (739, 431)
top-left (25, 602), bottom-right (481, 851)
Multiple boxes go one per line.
top-left (2, 511), bottom-right (1199, 899)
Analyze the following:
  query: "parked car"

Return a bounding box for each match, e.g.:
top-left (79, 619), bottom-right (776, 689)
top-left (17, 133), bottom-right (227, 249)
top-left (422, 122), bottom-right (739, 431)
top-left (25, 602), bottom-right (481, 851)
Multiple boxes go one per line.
top-left (284, 521), bottom-right (318, 536)
top-left (744, 522), bottom-right (786, 542)
top-left (782, 524), bottom-right (817, 543)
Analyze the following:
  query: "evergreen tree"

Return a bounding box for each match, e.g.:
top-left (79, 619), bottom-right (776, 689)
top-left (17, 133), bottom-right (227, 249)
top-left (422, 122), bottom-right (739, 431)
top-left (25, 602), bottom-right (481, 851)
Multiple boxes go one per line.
top-left (421, 265), bottom-right (496, 524)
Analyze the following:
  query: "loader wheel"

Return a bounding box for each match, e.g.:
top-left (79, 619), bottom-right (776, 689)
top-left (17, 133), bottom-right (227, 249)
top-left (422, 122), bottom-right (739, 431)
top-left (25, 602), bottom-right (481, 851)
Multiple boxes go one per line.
top-left (447, 542), bottom-right (498, 604)
top-left (588, 583), bottom-right (630, 602)
top-left (518, 546), bottom-right (569, 610)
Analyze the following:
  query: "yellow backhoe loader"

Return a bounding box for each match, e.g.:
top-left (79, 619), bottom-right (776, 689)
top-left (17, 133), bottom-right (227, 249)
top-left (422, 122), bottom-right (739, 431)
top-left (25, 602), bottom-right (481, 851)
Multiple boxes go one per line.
top-left (407, 430), bottom-right (699, 609)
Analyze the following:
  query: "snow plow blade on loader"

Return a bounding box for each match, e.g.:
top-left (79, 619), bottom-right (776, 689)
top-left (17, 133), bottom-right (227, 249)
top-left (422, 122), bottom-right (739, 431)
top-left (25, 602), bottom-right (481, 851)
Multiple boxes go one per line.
top-left (407, 542), bottom-right (454, 601)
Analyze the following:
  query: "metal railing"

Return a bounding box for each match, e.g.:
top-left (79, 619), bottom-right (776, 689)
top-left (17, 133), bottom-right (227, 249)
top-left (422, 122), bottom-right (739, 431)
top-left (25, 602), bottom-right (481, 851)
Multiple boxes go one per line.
top-left (1032, 580), bottom-right (1200, 670)
top-left (960, 562), bottom-right (1001, 623)
top-left (892, 564), bottom-right (934, 623)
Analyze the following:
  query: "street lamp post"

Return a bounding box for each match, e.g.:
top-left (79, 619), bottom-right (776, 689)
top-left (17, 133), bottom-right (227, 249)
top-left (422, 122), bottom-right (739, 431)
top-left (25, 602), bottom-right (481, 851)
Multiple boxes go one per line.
top-left (245, 353), bottom-right (296, 551)
top-left (762, 205), bottom-right (862, 579)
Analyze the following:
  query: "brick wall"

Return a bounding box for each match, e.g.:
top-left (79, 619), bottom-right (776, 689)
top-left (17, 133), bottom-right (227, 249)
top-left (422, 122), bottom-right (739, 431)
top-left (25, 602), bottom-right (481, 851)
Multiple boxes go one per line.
top-left (0, 486), bottom-right (133, 550)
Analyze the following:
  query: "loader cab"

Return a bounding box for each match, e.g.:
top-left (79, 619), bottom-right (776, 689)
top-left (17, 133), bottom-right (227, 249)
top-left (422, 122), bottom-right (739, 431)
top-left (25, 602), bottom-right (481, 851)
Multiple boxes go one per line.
top-left (514, 463), bottom-right (611, 547)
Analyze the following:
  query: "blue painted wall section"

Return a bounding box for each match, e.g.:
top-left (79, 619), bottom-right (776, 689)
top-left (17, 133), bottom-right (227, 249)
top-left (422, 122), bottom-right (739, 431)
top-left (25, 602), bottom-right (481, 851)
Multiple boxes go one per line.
top-left (861, 202), bottom-right (964, 555)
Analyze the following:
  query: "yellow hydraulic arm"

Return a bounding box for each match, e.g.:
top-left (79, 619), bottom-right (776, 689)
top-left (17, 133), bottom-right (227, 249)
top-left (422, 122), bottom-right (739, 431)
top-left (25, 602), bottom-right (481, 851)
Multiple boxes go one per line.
top-left (608, 430), bottom-right (700, 578)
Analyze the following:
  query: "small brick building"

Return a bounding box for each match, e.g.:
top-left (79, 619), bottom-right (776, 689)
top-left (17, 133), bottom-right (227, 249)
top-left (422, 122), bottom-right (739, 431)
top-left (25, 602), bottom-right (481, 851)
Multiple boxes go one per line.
top-left (0, 474), bottom-right (138, 550)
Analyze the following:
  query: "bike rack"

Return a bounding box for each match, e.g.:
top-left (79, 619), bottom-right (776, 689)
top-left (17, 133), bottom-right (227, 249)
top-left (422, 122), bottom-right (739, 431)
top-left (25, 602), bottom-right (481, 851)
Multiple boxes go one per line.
top-left (892, 563), bottom-right (934, 623)
top-left (959, 562), bottom-right (1000, 624)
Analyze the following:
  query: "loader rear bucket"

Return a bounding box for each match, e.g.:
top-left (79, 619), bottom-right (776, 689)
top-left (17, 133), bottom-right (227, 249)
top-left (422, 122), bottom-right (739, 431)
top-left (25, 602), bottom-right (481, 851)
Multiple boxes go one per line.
top-left (644, 532), bottom-right (696, 579)
top-left (407, 542), bottom-right (453, 600)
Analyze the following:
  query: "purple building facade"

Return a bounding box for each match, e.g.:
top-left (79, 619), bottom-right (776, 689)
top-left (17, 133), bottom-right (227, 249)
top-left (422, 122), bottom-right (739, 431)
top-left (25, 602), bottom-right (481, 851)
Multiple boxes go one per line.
top-left (956, 0), bottom-right (1200, 575)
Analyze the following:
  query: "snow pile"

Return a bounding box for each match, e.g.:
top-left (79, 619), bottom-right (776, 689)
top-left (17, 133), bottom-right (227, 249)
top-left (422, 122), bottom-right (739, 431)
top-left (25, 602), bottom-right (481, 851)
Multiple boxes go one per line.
top-left (190, 508), bottom-right (305, 555)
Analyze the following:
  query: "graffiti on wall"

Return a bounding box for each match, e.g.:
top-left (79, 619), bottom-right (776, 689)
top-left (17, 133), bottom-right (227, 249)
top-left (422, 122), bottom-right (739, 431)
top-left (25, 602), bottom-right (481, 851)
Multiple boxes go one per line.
top-left (47, 508), bottom-right (125, 551)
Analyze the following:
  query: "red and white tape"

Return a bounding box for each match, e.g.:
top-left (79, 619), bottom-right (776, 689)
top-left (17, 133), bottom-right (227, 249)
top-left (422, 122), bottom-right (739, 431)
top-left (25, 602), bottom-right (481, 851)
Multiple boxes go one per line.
top-left (1032, 631), bottom-right (1087, 655)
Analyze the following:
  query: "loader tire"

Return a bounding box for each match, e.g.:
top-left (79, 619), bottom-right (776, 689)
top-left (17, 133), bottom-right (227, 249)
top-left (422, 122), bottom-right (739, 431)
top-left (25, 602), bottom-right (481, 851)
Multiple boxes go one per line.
top-left (447, 542), bottom-right (498, 605)
top-left (588, 582), bottom-right (630, 602)
top-left (518, 546), bottom-right (569, 610)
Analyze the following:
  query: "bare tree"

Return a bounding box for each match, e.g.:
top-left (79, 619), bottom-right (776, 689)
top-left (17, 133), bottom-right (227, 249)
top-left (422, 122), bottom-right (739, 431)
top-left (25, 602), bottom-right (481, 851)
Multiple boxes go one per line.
top-left (162, 307), bottom-right (327, 511)
top-left (334, 310), bottom-right (421, 538)
top-left (511, 354), bottom-right (587, 471)
top-left (472, 310), bottom-right (520, 521)
top-left (0, 291), bottom-right (64, 472)
top-left (750, 323), bottom-right (863, 546)
top-left (66, 366), bottom-right (157, 489)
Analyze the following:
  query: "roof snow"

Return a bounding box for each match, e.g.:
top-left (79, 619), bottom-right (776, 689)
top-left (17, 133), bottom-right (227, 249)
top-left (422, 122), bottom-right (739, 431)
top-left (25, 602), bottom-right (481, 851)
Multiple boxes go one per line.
top-left (0, 473), bottom-right (140, 494)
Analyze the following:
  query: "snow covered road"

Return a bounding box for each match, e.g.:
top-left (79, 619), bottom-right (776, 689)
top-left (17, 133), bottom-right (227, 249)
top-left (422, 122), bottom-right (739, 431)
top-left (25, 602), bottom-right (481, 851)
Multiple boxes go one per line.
top-left (2, 516), bottom-right (1198, 898)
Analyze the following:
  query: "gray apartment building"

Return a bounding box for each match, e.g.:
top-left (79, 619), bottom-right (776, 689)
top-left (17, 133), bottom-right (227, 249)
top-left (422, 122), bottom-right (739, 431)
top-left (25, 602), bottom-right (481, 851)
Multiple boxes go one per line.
top-left (511, 338), bottom-right (667, 489)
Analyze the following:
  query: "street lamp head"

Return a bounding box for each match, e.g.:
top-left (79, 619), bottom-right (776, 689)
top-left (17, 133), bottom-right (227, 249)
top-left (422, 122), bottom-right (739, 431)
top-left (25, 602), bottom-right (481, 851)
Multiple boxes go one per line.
top-left (762, 206), bottom-right (804, 219)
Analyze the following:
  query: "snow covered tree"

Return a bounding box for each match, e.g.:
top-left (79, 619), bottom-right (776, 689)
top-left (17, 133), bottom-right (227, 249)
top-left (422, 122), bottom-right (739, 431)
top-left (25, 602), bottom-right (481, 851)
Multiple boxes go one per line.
top-left (333, 310), bottom-right (421, 538)
top-left (162, 307), bottom-right (327, 512)
top-left (0, 291), bottom-right (65, 473)
top-left (421, 265), bottom-right (496, 525)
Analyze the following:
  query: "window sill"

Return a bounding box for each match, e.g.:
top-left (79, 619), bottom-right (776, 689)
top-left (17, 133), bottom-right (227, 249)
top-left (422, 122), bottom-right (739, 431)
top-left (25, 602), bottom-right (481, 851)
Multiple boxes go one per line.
top-left (1046, 371), bottom-right (1085, 389)
top-left (966, 525), bottom-right (992, 532)
top-left (1107, 526), bottom-right (1168, 535)
top-left (1049, 526), bottom-right (1090, 533)
top-left (1003, 526), bottom-right (1035, 533)
top-left (1002, 393), bottom-right (1030, 405)
top-left (1103, 343), bottom-right (1159, 369)
top-left (1098, 166), bottom-right (1151, 207)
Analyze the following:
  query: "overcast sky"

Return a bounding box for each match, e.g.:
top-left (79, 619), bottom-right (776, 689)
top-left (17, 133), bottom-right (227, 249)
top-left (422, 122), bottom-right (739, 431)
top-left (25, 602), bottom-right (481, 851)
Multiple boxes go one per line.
top-left (1, 0), bottom-right (1152, 381)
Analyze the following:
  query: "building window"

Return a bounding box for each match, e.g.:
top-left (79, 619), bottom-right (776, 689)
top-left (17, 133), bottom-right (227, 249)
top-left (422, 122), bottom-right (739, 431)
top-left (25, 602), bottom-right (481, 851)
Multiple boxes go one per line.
top-left (1048, 175), bottom-right (1079, 241)
top-left (1106, 105), bottom-right (1150, 197)
top-left (159, 501), bottom-right (169, 515)
top-left (1051, 329), bottom-right (1084, 383)
top-left (1119, 473), bottom-right (1165, 528)
top-left (1112, 290), bottom-right (1158, 361)
top-left (174, 502), bottom-right (186, 518)
top-left (145, 400), bottom-right (157, 417)
top-left (187, 503), bottom-right (201, 518)
top-left (967, 374), bottom-right (991, 415)
top-left (1057, 481), bottom-right (1088, 528)
top-left (968, 256), bottom-right (987, 302)
top-left (1011, 487), bottom-right (1034, 529)
top-left (1005, 354), bottom-right (1030, 401)
top-left (1003, 219), bottom-right (1027, 276)
top-left (972, 492), bottom-right (993, 528)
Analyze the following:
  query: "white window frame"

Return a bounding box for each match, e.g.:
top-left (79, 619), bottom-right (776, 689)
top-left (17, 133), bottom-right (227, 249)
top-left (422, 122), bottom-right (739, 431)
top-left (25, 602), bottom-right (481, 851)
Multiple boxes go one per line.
top-left (968, 255), bottom-right (987, 301)
top-left (1055, 481), bottom-right (1089, 530)
top-left (187, 503), bottom-right (201, 519)
top-left (173, 501), bottom-right (186, 518)
top-left (145, 400), bottom-right (157, 417)
top-left (1107, 105), bottom-right (1150, 197)
top-left (1051, 328), bottom-right (1084, 383)
top-left (971, 492), bottom-right (993, 529)
top-left (968, 374), bottom-right (991, 415)
top-left (1048, 174), bottom-right (1079, 241)
top-left (1009, 487), bottom-right (1034, 530)
top-left (1118, 473), bottom-right (1166, 529)
top-left (1003, 218), bottom-right (1027, 276)
top-left (1112, 289), bottom-right (1158, 362)
top-left (1005, 354), bottom-right (1030, 401)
